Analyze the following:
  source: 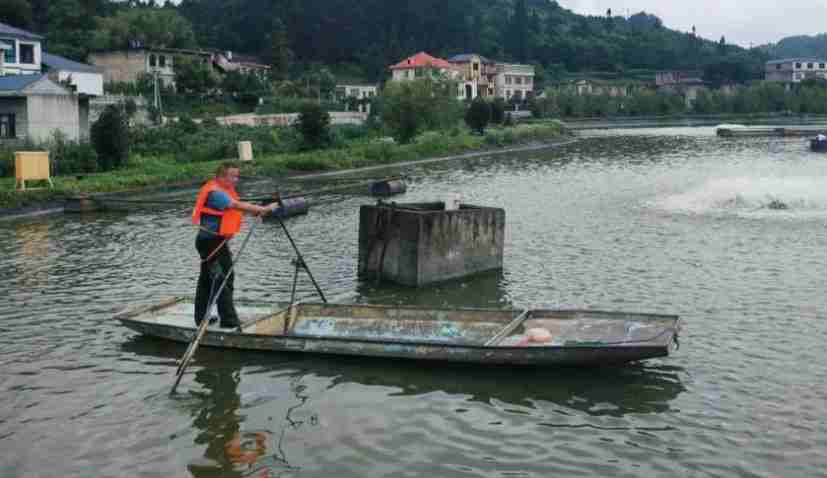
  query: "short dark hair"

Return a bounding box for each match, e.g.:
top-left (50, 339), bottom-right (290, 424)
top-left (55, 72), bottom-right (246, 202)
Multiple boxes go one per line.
top-left (215, 161), bottom-right (240, 177)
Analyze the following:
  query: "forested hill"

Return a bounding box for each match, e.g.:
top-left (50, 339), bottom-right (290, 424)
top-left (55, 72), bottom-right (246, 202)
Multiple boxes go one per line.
top-left (761, 34), bottom-right (827, 60)
top-left (1, 0), bottom-right (767, 83)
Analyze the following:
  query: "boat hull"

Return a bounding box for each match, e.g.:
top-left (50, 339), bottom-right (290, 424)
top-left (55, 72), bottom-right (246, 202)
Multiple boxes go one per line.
top-left (116, 298), bottom-right (680, 366)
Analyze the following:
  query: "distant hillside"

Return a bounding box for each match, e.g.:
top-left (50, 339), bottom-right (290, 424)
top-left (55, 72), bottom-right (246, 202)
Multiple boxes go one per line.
top-left (1, 0), bottom-right (769, 84)
top-left (176, 0), bottom-right (768, 82)
top-left (762, 34), bottom-right (827, 59)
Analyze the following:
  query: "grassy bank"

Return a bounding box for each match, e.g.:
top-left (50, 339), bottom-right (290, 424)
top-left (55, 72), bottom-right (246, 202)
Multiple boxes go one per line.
top-left (0, 121), bottom-right (568, 211)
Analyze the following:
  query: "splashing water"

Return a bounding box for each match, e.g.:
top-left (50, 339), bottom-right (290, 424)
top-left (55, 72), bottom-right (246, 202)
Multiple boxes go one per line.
top-left (656, 175), bottom-right (827, 218)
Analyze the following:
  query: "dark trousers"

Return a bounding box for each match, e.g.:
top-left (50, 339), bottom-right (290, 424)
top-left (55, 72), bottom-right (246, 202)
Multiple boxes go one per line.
top-left (195, 237), bottom-right (240, 327)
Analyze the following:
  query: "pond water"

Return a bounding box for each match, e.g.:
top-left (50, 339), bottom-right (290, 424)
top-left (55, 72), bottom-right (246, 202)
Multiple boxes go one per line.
top-left (2, 127), bottom-right (826, 477)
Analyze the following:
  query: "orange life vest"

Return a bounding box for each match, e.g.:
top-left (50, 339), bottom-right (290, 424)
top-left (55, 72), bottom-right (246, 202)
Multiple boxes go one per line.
top-left (191, 179), bottom-right (243, 237)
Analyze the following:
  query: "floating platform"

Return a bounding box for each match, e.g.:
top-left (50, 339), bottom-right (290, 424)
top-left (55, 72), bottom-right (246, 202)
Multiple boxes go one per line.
top-left (717, 127), bottom-right (827, 138)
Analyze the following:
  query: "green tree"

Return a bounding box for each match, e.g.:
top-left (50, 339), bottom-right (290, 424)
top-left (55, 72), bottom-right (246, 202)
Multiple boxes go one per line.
top-left (0, 0), bottom-right (33, 29)
top-left (265, 17), bottom-right (292, 80)
top-left (381, 78), bottom-right (462, 143)
top-left (491, 97), bottom-right (506, 124)
top-left (174, 56), bottom-right (218, 93)
top-left (295, 102), bottom-right (331, 149)
top-left (510, 0), bottom-right (529, 62)
top-left (92, 7), bottom-right (197, 50)
top-left (91, 105), bottom-right (129, 171)
top-left (465, 97), bottom-right (491, 134)
top-left (44, 0), bottom-right (97, 60)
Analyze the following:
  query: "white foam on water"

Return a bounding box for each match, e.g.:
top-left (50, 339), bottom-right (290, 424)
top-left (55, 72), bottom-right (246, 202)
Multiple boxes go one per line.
top-left (654, 175), bottom-right (827, 218)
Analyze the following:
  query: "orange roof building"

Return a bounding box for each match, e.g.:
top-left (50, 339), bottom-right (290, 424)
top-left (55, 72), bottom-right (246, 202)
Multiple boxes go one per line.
top-left (389, 52), bottom-right (456, 81)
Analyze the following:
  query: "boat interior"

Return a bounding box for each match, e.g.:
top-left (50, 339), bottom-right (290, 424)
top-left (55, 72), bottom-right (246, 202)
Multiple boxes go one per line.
top-left (120, 298), bottom-right (679, 348)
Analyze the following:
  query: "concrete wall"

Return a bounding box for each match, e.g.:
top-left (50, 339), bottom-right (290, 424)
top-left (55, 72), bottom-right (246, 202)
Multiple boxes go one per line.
top-left (26, 94), bottom-right (79, 142)
top-left (359, 203), bottom-right (505, 286)
top-left (89, 50), bottom-right (148, 84)
top-left (90, 94), bottom-right (150, 125)
top-left (213, 111), bottom-right (367, 127)
top-left (55, 71), bottom-right (104, 96)
top-left (0, 97), bottom-right (27, 140)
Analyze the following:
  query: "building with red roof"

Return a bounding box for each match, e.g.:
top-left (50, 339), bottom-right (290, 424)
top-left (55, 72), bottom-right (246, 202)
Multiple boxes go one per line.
top-left (388, 51), bottom-right (535, 102)
top-left (389, 52), bottom-right (457, 82)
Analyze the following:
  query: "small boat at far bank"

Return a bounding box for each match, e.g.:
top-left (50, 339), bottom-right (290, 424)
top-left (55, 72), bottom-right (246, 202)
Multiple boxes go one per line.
top-left (115, 298), bottom-right (680, 366)
top-left (810, 136), bottom-right (827, 152)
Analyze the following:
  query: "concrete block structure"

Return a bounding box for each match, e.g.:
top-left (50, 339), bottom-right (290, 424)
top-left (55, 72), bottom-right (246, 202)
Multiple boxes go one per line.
top-left (358, 202), bottom-right (505, 287)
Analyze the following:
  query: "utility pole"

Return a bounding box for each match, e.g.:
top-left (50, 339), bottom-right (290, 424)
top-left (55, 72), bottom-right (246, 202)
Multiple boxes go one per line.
top-left (153, 72), bottom-right (163, 124)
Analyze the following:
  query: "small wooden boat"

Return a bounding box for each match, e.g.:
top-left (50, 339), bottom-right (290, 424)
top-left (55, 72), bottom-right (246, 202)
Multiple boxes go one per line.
top-left (810, 137), bottom-right (827, 152)
top-left (115, 298), bottom-right (680, 366)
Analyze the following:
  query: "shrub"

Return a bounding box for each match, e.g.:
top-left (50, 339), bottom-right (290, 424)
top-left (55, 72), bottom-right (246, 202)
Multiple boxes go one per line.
top-left (382, 78), bottom-right (462, 144)
top-left (465, 97), bottom-right (491, 134)
top-left (491, 98), bottom-right (506, 124)
top-left (91, 105), bottom-right (129, 171)
top-left (295, 102), bottom-right (331, 150)
top-left (58, 142), bottom-right (98, 175)
top-left (0, 149), bottom-right (12, 177)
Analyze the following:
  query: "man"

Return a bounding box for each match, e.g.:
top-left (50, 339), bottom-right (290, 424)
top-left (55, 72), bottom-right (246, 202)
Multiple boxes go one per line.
top-left (191, 162), bottom-right (280, 328)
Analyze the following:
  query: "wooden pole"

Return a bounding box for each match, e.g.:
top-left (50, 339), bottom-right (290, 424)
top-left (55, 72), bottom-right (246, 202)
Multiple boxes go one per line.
top-left (171, 218), bottom-right (261, 394)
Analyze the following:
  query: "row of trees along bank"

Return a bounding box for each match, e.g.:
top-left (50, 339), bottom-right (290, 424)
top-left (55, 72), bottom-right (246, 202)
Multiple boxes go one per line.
top-left (532, 80), bottom-right (827, 118)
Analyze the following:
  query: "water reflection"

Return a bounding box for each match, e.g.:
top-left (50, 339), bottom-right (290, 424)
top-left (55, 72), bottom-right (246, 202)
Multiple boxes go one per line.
top-left (353, 269), bottom-right (511, 309)
top-left (123, 336), bottom-right (685, 428)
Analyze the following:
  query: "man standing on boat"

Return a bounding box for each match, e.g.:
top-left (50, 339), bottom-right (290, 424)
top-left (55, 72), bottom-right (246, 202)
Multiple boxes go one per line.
top-left (191, 162), bottom-right (280, 328)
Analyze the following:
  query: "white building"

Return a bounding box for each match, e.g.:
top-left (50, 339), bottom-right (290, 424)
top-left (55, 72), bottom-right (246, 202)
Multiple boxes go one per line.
top-left (43, 53), bottom-right (104, 97)
top-left (0, 22), bottom-right (43, 75)
top-left (496, 63), bottom-right (535, 101)
top-left (336, 84), bottom-right (377, 113)
top-left (765, 58), bottom-right (827, 84)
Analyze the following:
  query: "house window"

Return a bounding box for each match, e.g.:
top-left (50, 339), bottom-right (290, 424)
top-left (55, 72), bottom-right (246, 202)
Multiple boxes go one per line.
top-left (505, 76), bottom-right (512, 85)
top-left (0, 114), bottom-right (15, 139)
top-left (149, 54), bottom-right (156, 67)
top-left (795, 62), bottom-right (802, 69)
top-left (808, 62), bottom-right (814, 69)
top-left (19, 44), bottom-right (34, 64)
top-left (515, 77), bottom-right (523, 85)
top-left (1, 39), bottom-right (15, 63)
top-left (776, 64), bottom-right (781, 70)
top-left (159, 55), bottom-right (166, 67)
top-left (821, 63), bottom-right (826, 69)
top-left (473, 63), bottom-right (479, 72)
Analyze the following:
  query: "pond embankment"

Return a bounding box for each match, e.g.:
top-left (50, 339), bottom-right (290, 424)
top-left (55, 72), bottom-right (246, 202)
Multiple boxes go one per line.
top-left (0, 122), bottom-right (573, 220)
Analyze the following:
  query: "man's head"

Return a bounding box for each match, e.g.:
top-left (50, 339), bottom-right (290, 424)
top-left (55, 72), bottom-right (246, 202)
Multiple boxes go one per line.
top-left (215, 161), bottom-right (240, 190)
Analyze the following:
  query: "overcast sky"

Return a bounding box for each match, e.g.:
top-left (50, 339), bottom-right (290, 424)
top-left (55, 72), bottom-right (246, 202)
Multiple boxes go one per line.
top-left (558, 0), bottom-right (825, 47)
